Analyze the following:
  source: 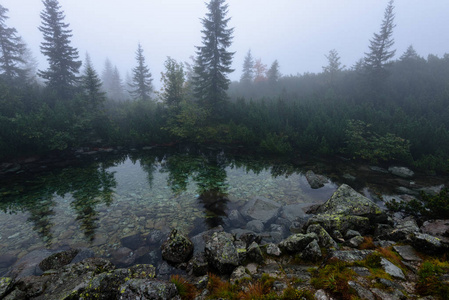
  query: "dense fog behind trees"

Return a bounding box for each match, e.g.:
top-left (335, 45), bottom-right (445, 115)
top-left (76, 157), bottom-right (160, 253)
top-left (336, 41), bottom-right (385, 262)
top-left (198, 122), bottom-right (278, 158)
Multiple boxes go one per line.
top-left (1, 0), bottom-right (449, 172)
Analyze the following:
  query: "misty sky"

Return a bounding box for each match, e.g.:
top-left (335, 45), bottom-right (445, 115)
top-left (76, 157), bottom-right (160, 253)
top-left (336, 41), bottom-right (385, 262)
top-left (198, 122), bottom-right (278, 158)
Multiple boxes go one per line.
top-left (3, 0), bottom-right (449, 89)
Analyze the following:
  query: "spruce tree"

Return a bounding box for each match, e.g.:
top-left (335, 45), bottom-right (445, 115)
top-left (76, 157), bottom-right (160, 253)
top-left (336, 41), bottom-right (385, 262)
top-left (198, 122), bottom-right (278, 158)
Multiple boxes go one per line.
top-left (0, 4), bottom-right (27, 84)
top-left (82, 53), bottom-right (105, 110)
top-left (194, 0), bottom-right (234, 115)
top-left (38, 0), bottom-right (81, 98)
top-left (129, 43), bottom-right (153, 101)
top-left (364, 0), bottom-right (396, 82)
top-left (161, 57), bottom-right (185, 108)
top-left (267, 60), bottom-right (281, 85)
top-left (240, 49), bottom-right (254, 84)
top-left (323, 49), bottom-right (344, 85)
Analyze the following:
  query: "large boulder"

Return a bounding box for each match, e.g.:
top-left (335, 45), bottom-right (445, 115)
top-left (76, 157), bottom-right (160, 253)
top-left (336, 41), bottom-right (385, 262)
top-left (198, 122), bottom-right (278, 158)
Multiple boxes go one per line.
top-left (161, 229), bottom-right (194, 264)
top-left (240, 196), bottom-right (281, 224)
top-left (388, 166), bottom-right (414, 178)
top-left (305, 214), bottom-right (371, 235)
top-left (279, 232), bottom-right (318, 253)
top-left (306, 224), bottom-right (338, 249)
top-left (316, 184), bottom-right (386, 222)
top-left (204, 232), bottom-right (239, 274)
top-left (119, 279), bottom-right (180, 299)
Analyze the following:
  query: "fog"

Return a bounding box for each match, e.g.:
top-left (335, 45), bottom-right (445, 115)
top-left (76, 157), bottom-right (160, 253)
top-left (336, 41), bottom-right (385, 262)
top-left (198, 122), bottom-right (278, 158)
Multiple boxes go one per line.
top-left (3, 0), bottom-right (449, 88)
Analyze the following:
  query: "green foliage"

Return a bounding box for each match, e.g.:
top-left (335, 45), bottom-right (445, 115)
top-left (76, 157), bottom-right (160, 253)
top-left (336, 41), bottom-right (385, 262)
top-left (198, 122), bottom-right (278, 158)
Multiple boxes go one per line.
top-left (311, 258), bottom-right (356, 299)
top-left (260, 133), bottom-right (292, 155)
top-left (129, 43), bottom-right (153, 101)
top-left (386, 188), bottom-right (449, 220)
top-left (416, 259), bottom-right (449, 298)
top-left (345, 119), bottom-right (412, 163)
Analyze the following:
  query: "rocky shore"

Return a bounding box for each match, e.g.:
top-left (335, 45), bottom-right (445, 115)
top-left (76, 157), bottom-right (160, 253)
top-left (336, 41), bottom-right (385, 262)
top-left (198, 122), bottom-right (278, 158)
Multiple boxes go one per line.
top-left (1, 184), bottom-right (448, 299)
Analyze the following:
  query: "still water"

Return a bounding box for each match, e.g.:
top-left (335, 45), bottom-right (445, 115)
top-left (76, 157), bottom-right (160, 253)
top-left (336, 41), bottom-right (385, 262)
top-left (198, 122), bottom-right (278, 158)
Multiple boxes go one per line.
top-left (0, 146), bottom-right (445, 273)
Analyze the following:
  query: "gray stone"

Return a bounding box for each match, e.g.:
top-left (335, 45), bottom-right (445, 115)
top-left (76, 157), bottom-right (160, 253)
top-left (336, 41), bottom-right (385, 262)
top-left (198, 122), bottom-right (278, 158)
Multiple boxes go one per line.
top-left (279, 204), bottom-right (307, 222)
top-left (316, 184), bottom-right (385, 221)
top-left (306, 224), bottom-right (338, 249)
top-left (265, 243), bottom-right (282, 256)
top-left (279, 232), bottom-right (318, 253)
top-left (381, 258), bottom-right (405, 280)
top-left (246, 220), bottom-right (264, 233)
top-left (205, 232), bottom-right (239, 274)
top-left (370, 166), bottom-right (389, 173)
top-left (306, 213), bottom-right (371, 235)
top-left (0, 277), bottom-right (14, 299)
top-left (119, 279), bottom-right (180, 299)
top-left (345, 229), bottom-right (361, 239)
top-left (161, 229), bottom-right (194, 264)
top-left (329, 250), bottom-right (375, 262)
top-left (350, 266), bottom-right (371, 276)
top-left (111, 247), bottom-right (135, 267)
top-left (247, 242), bottom-right (264, 264)
top-left (386, 217), bottom-right (419, 241)
top-left (300, 240), bottom-right (322, 261)
top-left (0, 254), bottom-right (17, 269)
top-left (348, 281), bottom-right (375, 300)
top-left (240, 196), bottom-right (281, 223)
top-left (392, 245), bottom-right (422, 262)
top-left (190, 226), bottom-right (224, 255)
top-left (314, 289), bottom-right (334, 300)
top-left (230, 266), bottom-right (251, 284)
top-left (371, 287), bottom-right (406, 300)
top-left (7, 249), bottom-right (52, 279)
top-left (418, 185), bottom-right (444, 196)
top-left (39, 249), bottom-right (80, 271)
top-left (187, 253), bottom-right (209, 277)
top-left (347, 235), bottom-right (365, 248)
top-left (411, 232), bottom-right (448, 254)
top-left (305, 170), bottom-right (328, 189)
top-left (71, 248), bottom-right (95, 264)
top-left (388, 166), bottom-right (414, 178)
top-left (228, 209), bottom-right (246, 227)
top-left (421, 219), bottom-right (449, 242)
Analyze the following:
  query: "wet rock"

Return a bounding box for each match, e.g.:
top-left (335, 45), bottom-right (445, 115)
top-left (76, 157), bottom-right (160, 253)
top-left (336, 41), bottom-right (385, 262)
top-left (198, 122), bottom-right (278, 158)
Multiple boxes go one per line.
top-left (239, 232), bottom-right (262, 247)
top-left (111, 247), bottom-right (135, 267)
top-left (279, 203), bottom-right (307, 222)
top-left (300, 240), bottom-right (322, 261)
top-left (279, 232), bottom-right (318, 253)
top-left (227, 209), bottom-right (246, 227)
top-left (205, 232), bottom-right (239, 274)
top-left (240, 196), bottom-right (281, 224)
top-left (384, 217), bottom-right (419, 242)
top-left (39, 249), bottom-right (80, 271)
top-left (0, 277), bottom-right (13, 299)
top-left (247, 242), bottom-right (264, 264)
top-left (121, 233), bottom-right (144, 250)
top-left (392, 245), bottom-right (422, 262)
top-left (230, 266), bottom-right (251, 284)
top-left (7, 249), bottom-right (52, 279)
top-left (348, 281), bottom-right (375, 300)
top-left (329, 250), bottom-right (374, 263)
top-left (246, 220), bottom-right (264, 233)
top-left (306, 213), bottom-right (371, 235)
top-left (347, 235), bottom-right (365, 248)
top-left (71, 248), bottom-right (95, 264)
top-left (388, 166), bottom-right (414, 178)
top-left (305, 170), bottom-right (328, 189)
top-left (265, 243), bottom-right (282, 256)
top-left (345, 229), bottom-right (361, 239)
top-left (190, 226), bottom-right (224, 255)
top-left (421, 219), bottom-right (449, 242)
top-left (411, 232), bottom-right (448, 254)
top-left (187, 253), bottom-right (209, 276)
top-left (118, 279), bottom-right (180, 299)
top-left (306, 224), bottom-right (338, 249)
top-left (161, 229), bottom-right (194, 264)
top-left (316, 184), bottom-right (386, 222)
top-left (381, 258), bottom-right (405, 280)
top-left (146, 229), bottom-right (168, 246)
top-left (0, 254), bottom-right (17, 269)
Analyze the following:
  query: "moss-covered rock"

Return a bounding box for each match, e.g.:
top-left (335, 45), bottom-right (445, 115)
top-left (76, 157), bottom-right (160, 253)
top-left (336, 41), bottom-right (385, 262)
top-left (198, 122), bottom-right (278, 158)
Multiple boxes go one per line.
top-left (279, 232), bottom-right (318, 253)
top-left (205, 232), bottom-right (239, 274)
top-left (161, 229), bottom-right (194, 264)
top-left (306, 213), bottom-right (371, 235)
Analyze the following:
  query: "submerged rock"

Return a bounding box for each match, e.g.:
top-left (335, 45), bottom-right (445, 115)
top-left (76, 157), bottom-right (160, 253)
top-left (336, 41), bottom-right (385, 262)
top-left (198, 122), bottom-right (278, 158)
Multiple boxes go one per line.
top-left (305, 170), bottom-right (328, 189)
top-left (39, 249), bottom-right (80, 271)
top-left (240, 196), bottom-right (281, 224)
top-left (161, 229), bottom-right (194, 264)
